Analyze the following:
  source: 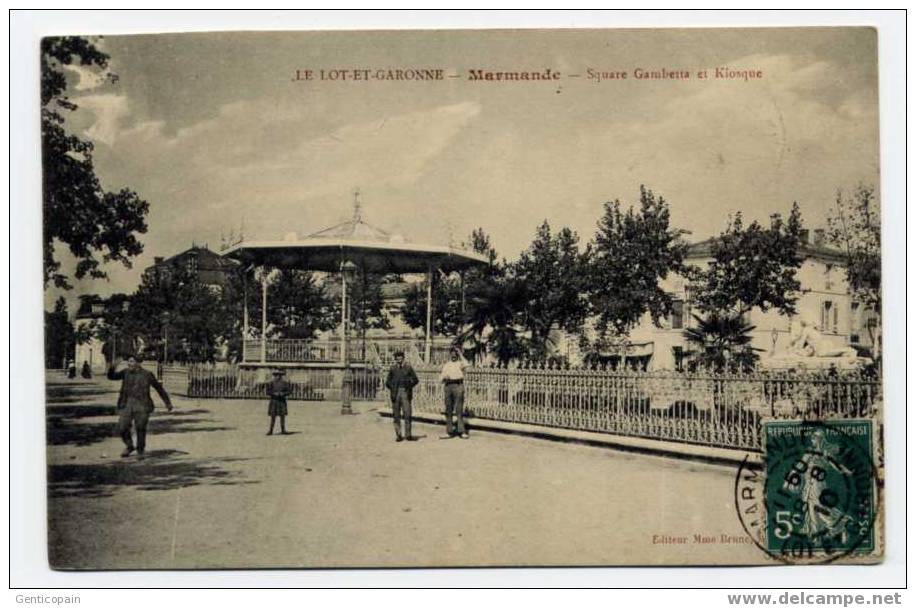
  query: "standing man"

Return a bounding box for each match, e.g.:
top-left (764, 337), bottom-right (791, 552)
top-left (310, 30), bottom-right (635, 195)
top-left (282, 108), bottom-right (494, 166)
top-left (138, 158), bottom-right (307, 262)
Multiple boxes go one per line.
top-left (108, 354), bottom-right (173, 459)
top-left (440, 349), bottom-right (469, 439)
top-left (385, 350), bottom-right (419, 442)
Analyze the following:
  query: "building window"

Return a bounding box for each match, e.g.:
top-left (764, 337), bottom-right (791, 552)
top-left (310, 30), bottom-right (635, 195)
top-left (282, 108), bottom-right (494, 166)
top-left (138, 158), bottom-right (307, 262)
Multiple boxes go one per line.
top-left (672, 346), bottom-right (685, 372)
top-left (185, 254), bottom-right (199, 275)
top-left (670, 300), bottom-right (684, 329)
top-left (821, 300), bottom-right (838, 334)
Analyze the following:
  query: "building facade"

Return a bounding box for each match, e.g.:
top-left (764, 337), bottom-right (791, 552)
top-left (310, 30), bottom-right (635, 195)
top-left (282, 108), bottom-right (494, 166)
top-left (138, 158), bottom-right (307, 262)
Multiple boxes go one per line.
top-left (630, 232), bottom-right (877, 371)
top-left (73, 295), bottom-right (132, 374)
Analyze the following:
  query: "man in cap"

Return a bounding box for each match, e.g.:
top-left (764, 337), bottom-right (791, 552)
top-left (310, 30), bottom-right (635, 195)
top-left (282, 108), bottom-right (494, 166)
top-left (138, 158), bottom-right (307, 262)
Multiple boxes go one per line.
top-left (107, 353), bottom-right (174, 459)
top-left (385, 350), bottom-right (419, 442)
top-left (267, 369), bottom-right (292, 435)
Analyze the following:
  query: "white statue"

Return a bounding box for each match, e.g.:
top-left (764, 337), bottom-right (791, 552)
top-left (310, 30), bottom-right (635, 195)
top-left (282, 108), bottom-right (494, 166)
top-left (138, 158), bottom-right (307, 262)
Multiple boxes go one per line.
top-left (787, 319), bottom-right (857, 358)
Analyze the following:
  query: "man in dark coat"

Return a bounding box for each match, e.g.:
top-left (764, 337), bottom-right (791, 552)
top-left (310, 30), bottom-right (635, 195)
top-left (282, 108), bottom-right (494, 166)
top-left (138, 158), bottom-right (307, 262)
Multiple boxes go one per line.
top-left (266, 369), bottom-right (291, 436)
top-left (385, 351), bottom-right (419, 442)
top-left (107, 354), bottom-right (173, 459)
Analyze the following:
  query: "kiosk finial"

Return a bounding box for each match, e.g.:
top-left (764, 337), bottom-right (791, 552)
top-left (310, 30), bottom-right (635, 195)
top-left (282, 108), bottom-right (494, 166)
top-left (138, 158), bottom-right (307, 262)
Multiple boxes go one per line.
top-left (352, 188), bottom-right (362, 222)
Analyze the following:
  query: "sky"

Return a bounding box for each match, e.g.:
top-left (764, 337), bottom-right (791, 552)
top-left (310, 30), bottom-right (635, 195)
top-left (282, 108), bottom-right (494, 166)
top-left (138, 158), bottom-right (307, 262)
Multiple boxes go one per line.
top-left (49, 27), bottom-right (879, 308)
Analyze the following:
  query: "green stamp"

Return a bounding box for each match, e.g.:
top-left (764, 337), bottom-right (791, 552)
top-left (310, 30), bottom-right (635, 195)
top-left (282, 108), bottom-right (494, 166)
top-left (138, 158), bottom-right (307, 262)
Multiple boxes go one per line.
top-left (762, 419), bottom-right (876, 561)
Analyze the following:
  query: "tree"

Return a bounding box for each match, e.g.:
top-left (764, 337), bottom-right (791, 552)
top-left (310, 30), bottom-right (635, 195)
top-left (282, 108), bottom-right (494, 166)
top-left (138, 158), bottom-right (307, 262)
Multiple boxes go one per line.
top-left (512, 221), bottom-right (590, 360)
top-left (44, 297), bottom-right (74, 368)
top-left (587, 186), bottom-right (692, 347)
top-left (347, 270), bottom-right (394, 341)
top-left (69, 293), bottom-right (135, 364)
top-left (399, 228), bottom-right (501, 349)
top-left (401, 276), bottom-right (465, 338)
top-left (691, 203), bottom-right (804, 317)
top-left (460, 274), bottom-right (531, 365)
top-left (42, 36), bottom-right (149, 289)
top-left (444, 228), bottom-right (531, 364)
top-left (263, 269), bottom-right (340, 340)
top-left (682, 312), bottom-right (760, 372)
top-left (465, 227), bottom-right (499, 269)
top-left (118, 267), bottom-right (235, 362)
top-left (827, 185), bottom-right (881, 311)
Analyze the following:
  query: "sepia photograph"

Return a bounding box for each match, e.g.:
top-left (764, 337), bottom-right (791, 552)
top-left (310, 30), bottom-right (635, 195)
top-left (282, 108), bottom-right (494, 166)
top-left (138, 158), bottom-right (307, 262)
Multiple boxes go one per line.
top-left (27, 20), bottom-right (896, 577)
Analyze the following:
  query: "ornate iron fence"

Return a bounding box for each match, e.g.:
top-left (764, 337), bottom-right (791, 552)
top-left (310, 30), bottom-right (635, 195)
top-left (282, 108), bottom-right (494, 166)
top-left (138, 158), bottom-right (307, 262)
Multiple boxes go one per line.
top-left (403, 365), bottom-right (880, 451)
top-left (174, 362), bottom-right (879, 451)
top-left (182, 364), bottom-right (382, 401)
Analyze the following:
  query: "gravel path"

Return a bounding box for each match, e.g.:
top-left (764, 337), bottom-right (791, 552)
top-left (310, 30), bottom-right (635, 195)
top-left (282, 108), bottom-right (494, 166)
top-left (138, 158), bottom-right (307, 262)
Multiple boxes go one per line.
top-left (45, 372), bottom-right (761, 569)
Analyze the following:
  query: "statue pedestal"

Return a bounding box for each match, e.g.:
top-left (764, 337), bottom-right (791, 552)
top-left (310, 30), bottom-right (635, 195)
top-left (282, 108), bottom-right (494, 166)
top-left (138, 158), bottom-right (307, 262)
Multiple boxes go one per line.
top-left (760, 353), bottom-right (866, 371)
top-left (237, 361), bottom-right (374, 401)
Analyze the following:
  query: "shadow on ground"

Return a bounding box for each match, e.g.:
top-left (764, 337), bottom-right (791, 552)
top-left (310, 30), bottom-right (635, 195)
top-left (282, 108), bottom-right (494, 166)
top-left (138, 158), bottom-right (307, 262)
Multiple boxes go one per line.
top-left (47, 412), bottom-right (231, 447)
top-left (46, 386), bottom-right (114, 403)
top-left (47, 404), bottom-right (118, 418)
top-left (48, 452), bottom-right (257, 499)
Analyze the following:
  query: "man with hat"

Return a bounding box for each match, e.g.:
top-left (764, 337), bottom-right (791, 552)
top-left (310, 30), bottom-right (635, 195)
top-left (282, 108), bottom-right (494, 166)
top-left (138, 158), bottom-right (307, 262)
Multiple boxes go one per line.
top-left (266, 368), bottom-right (292, 436)
top-left (107, 353), bottom-right (174, 459)
top-left (385, 350), bottom-right (419, 442)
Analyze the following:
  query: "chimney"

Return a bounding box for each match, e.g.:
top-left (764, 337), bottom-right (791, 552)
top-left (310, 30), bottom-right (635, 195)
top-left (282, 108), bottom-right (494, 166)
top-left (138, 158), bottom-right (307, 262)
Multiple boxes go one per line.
top-left (799, 229), bottom-right (810, 244)
top-left (813, 229), bottom-right (825, 247)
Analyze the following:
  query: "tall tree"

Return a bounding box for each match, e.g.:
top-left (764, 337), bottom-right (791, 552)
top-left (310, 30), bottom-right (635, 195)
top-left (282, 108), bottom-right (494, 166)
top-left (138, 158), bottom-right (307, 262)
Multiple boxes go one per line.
top-left (348, 270), bottom-right (394, 339)
top-left (44, 297), bottom-right (75, 368)
top-left (399, 228), bottom-right (500, 343)
top-left (401, 276), bottom-right (465, 337)
top-left (587, 186), bottom-right (692, 346)
top-left (827, 185), bottom-right (881, 311)
top-left (117, 267), bottom-right (234, 362)
top-left (42, 36), bottom-right (149, 289)
top-left (691, 203), bottom-right (804, 317)
top-left (512, 221), bottom-right (590, 360)
top-left (86, 293), bottom-right (137, 363)
top-left (265, 269), bottom-right (340, 340)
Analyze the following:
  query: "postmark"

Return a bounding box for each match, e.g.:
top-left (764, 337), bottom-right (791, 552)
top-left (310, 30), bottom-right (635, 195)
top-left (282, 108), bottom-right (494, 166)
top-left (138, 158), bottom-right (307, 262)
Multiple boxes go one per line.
top-left (735, 419), bottom-right (878, 564)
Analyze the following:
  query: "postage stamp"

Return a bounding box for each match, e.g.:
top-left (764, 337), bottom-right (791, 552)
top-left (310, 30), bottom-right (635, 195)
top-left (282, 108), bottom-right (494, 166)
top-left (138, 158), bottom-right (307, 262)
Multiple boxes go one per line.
top-left (735, 419), bottom-right (880, 564)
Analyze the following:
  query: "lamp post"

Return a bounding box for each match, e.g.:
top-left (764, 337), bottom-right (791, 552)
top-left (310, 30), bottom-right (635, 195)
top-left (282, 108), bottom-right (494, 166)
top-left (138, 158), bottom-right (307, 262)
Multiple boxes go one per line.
top-left (340, 260), bottom-right (358, 415)
top-left (161, 311), bottom-right (171, 364)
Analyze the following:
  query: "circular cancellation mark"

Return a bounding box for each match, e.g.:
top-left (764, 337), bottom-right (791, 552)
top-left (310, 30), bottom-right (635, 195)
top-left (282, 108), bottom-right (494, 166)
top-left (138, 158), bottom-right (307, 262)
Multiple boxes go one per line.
top-left (734, 419), bottom-right (878, 565)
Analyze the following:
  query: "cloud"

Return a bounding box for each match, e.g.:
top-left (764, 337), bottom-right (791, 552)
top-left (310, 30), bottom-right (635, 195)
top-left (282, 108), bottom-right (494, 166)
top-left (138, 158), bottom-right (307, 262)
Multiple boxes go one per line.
top-left (64, 63), bottom-right (108, 91)
top-left (76, 94), bottom-right (130, 145)
top-left (416, 53), bottom-right (879, 258)
top-left (64, 47), bottom-right (877, 297)
top-left (77, 96), bottom-right (482, 266)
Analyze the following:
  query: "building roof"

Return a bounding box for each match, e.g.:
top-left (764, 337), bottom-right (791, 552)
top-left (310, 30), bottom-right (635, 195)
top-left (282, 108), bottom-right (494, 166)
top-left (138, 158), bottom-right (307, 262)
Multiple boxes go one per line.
top-left (686, 236), bottom-right (847, 264)
top-left (151, 245), bottom-right (237, 271)
top-left (307, 215), bottom-right (394, 242)
top-left (224, 200), bottom-right (488, 273)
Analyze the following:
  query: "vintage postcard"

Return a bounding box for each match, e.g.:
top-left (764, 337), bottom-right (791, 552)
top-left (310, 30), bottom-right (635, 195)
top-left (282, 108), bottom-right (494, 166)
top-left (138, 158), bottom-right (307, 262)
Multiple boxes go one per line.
top-left (41, 27), bottom-right (884, 569)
